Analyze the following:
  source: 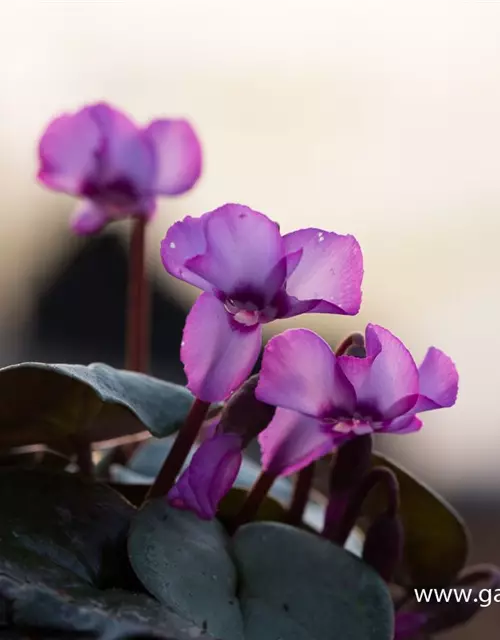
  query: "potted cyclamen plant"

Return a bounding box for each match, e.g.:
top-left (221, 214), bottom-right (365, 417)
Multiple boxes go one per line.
top-left (0, 102), bottom-right (497, 640)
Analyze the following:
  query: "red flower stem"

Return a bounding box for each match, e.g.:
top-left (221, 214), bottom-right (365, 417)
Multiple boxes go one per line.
top-left (326, 467), bottom-right (399, 546)
top-left (126, 216), bottom-right (149, 373)
top-left (287, 463), bottom-right (315, 526)
top-left (74, 438), bottom-right (93, 477)
top-left (145, 398), bottom-right (211, 501)
top-left (230, 471), bottom-right (277, 532)
top-left (335, 332), bottom-right (365, 357)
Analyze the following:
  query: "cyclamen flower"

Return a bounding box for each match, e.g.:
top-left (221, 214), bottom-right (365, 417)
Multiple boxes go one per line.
top-left (256, 324), bottom-right (458, 476)
top-left (168, 375), bottom-right (276, 519)
top-left (168, 432), bottom-right (243, 520)
top-left (38, 102), bottom-right (201, 234)
top-left (161, 204), bottom-right (363, 402)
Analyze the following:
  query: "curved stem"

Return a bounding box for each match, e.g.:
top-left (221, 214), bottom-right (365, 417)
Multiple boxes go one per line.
top-left (230, 471), bottom-right (277, 532)
top-left (287, 463), bottom-right (315, 526)
top-left (145, 398), bottom-right (210, 501)
top-left (335, 332), bottom-right (365, 357)
top-left (326, 466), bottom-right (399, 546)
top-left (126, 216), bottom-right (149, 373)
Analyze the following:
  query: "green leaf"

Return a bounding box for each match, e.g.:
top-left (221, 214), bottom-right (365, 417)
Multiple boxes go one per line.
top-left (365, 452), bottom-right (469, 587)
top-left (234, 522), bottom-right (393, 640)
top-left (0, 469), bottom-right (212, 639)
top-left (128, 499), bottom-right (244, 640)
top-left (129, 500), bottom-right (393, 640)
top-left (0, 362), bottom-right (194, 448)
top-left (0, 555), bottom-right (213, 639)
top-left (0, 468), bottom-right (135, 586)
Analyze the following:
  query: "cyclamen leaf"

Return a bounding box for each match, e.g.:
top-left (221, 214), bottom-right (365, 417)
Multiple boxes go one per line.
top-left (233, 522), bottom-right (393, 640)
top-left (0, 362), bottom-right (194, 448)
top-left (128, 500), bottom-right (393, 640)
top-left (0, 469), bottom-right (211, 639)
top-left (0, 467), bottom-right (135, 586)
top-left (128, 499), bottom-right (244, 640)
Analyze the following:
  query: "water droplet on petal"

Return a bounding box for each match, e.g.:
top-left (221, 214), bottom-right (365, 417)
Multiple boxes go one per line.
top-left (169, 242), bottom-right (176, 249)
top-left (317, 232), bottom-right (325, 243)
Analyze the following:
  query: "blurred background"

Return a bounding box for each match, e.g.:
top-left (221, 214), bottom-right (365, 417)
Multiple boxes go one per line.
top-left (1, 0), bottom-right (500, 636)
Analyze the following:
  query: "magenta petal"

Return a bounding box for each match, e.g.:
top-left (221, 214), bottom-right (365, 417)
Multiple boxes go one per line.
top-left (87, 103), bottom-right (155, 195)
top-left (259, 408), bottom-right (333, 477)
top-left (360, 324), bottom-right (419, 420)
top-left (181, 293), bottom-right (262, 402)
top-left (144, 119), bottom-right (202, 195)
top-left (381, 415), bottom-right (423, 434)
top-left (413, 347), bottom-right (459, 413)
top-left (70, 201), bottom-right (108, 235)
top-left (38, 109), bottom-right (101, 195)
top-left (256, 329), bottom-right (356, 418)
top-left (167, 433), bottom-right (243, 520)
top-left (282, 228), bottom-right (363, 316)
top-left (186, 204), bottom-right (286, 302)
top-left (161, 214), bottom-right (212, 290)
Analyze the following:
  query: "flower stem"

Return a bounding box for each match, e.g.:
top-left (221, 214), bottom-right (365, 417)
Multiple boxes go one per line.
top-left (325, 466), bottom-right (399, 546)
top-left (335, 332), bottom-right (365, 357)
top-left (230, 470), bottom-right (277, 532)
top-left (74, 438), bottom-right (93, 477)
top-left (126, 216), bottom-right (149, 373)
top-left (145, 398), bottom-right (210, 501)
top-left (287, 463), bottom-right (315, 526)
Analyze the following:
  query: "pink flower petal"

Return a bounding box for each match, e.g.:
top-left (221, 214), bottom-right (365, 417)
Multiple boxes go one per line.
top-left (70, 201), bottom-right (108, 235)
top-left (360, 324), bottom-right (420, 420)
top-left (282, 228), bottom-right (363, 316)
top-left (144, 119), bottom-right (202, 195)
top-left (168, 433), bottom-right (243, 519)
top-left (259, 408), bottom-right (333, 476)
top-left (413, 347), bottom-right (459, 413)
top-left (181, 292), bottom-right (262, 402)
top-left (381, 414), bottom-right (423, 434)
top-left (86, 103), bottom-right (155, 196)
top-left (256, 329), bottom-right (356, 418)
top-left (185, 204), bottom-right (286, 303)
top-left (161, 214), bottom-right (212, 290)
top-left (38, 108), bottom-right (101, 195)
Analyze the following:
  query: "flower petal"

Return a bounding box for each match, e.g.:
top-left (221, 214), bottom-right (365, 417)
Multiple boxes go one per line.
top-left (168, 433), bottom-right (243, 520)
top-left (181, 292), bottom-right (262, 402)
top-left (38, 108), bottom-right (101, 195)
top-left (86, 103), bottom-right (155, 195)
top-left (282, 228), bottom-right (363, 316)
top-left (185, 204), bottom-right (286, 303)
top-left (70, 201), bottom-right (108, 235)
top-left (143, 119), bottom-right (202, 195)
top-left (413, 347), bottom-right (459, 413)
top-left (380, 415), bottom-right (423, 434)
top-left (256, 329), bottom-right (356, 418)
top-left (161, 214), bottom-right (212, 290)
top-left (259, 408), bottom-right (333, 476)
top-left (358, 324), bottom-right (419, 420)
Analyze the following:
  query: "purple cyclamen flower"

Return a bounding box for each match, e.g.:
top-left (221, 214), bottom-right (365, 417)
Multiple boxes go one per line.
top-left (161, 204), bottom-right (363, 402)
top-left (38, 102), bottom-right (201, 235)
top-left (168, 375), bottom-right (275, 520)
top-left (167, 432), bottom-right (243, 520)
top-left (255, 324), bottom-right (458, 477)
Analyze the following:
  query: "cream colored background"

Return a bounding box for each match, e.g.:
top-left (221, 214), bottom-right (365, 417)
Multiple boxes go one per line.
top-left (1, 0), bottom-right (500, 492)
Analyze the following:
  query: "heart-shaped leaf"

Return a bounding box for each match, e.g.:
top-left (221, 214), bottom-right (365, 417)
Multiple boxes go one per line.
top-left (234, 521), bottom-right (393, 640)
top-left (363, 452), bottom-right (468, 587)
top-left (129, 500), bottom-right (393, 640)
top-left (0, 362), bottom-right (194, 449)
top-left (128, 499), bottom-right (244, 640)
top-left (0, 467), bottom-right (135, 586)
top-left (0, 468), bottom-right (214, 639)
